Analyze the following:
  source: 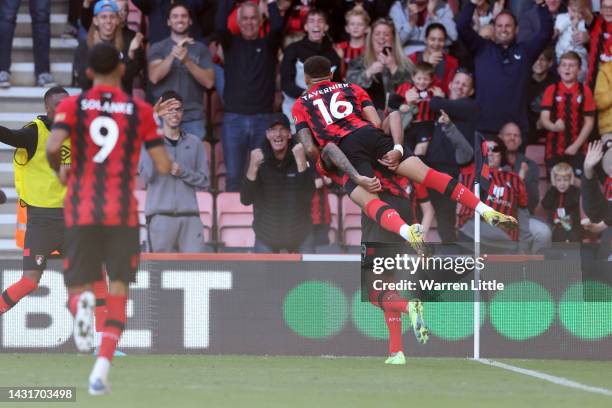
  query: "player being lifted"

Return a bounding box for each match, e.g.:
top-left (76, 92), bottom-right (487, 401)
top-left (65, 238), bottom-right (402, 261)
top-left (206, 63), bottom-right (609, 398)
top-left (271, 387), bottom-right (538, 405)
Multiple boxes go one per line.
top-left (46, 43), bottom-right (172, 395)
top-left (293, 56), bottom-right (518, 252)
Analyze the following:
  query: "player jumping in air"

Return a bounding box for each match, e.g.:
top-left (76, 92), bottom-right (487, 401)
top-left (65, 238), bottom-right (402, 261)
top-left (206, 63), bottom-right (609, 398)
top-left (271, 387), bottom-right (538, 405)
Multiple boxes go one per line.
top-left (293, 56), bottom-right (518, 253)
top-left (46, 43), bottom-right (172, 395)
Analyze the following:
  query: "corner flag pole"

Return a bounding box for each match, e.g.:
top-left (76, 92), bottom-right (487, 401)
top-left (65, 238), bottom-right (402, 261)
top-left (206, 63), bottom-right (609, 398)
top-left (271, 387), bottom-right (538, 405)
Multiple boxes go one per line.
top-left (473, 134), bottom-right (484, 361)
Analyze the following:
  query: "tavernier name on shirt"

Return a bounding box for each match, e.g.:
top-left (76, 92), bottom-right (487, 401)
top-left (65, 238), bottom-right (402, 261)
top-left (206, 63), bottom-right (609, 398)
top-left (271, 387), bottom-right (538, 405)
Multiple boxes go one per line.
top-left (301, 82), bottom-right (350, 101)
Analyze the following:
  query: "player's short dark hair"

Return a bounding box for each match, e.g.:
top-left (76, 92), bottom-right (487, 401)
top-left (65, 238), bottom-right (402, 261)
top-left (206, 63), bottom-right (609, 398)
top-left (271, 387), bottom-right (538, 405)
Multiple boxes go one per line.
top-left (414, 62), bottom-right (435, 77)
top-left (160, 90), bottom-right (183, 105)
top-left (306, 8), bottom-right (328, 24)
top-left (494, 9), bottom-right (517, 26)
top-left (87, 42), bottom-right (121, 75)
top-left (304, 56), bottom-right (331, 79)
top-left (167, 1), bottom-right (192, 19)
top-left (489, 136), bottom-right (508, 166)
top-left (425, 23), bottom-right (447, 39)
top-left (44, 86), bottom-right (68, 104)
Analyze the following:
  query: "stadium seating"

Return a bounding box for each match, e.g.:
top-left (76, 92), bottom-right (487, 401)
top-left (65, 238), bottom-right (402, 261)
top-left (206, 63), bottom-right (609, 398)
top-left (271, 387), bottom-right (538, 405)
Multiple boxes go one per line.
top-left (196, 191), bottom-right (214, 242)
top-left (525, 144), bottom-right (546, 179)
top-left (341, 195), bottom-right (362, 246)
top-left (216, 192), bottom-right (254, 248)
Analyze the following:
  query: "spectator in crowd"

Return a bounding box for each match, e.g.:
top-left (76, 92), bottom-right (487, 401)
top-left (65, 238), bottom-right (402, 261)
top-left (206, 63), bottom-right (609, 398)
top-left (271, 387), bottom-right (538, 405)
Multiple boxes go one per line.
top-left (542, 162), bottom-right (583, 242)
top-left (148, 2), bottom-right (214, 139)
top-left (396, 62), bottom-right (444, 157)
top-left (518, 0), bottom-right (564, 43)
top-left (554, 0), bottom-right (589, 81)
top-left (281, 9), bottom-right (342, 128)
top-left (139, 91), bottom-right (210, 253)
top-left (471, 0), bottom-right (503, 32)
top-left (408, 23), bottom-right (458, 93)
top-left (335, 7), bottom-right (369, 80)
top-left (132, 0), bottom-right (210, 43)
top-left (0, 0), bottom-right (55, 87)
top-left (457, 0), bottom-right (553, 139)
top-left (500, 122), bottom-right (552, 252)
top-left (457, 138), bottom-right (533, 253)
top-left (585, 0), bottom-right (612, 90)
top-left (540, 51), bottom-right (595, 176)
top-left (216, 0), bottom-right (283, 191)
top-left (74, 0), bottom-right (146, 95)
top-left (240, 113), bottom-right (316, 253)
top-left (526, 47), bottom-right (557, 144)
top-left (581, 138), bottom-right (612, 259)
top-left (389, 0), bottom-right (457, 56)
top-left (346, 18), bottom-right (414, 112)
top-left (80, 0), bottom-right (130, 30)
top-left (595, 56), bottom-right (612, 139)
top-left (420, 70), bottom-right (479, 243)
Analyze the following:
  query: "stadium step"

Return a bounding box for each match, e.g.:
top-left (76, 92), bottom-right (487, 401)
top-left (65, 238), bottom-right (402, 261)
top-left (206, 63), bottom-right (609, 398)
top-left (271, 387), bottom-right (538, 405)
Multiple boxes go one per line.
top-left (0, 86), bottom-right (80, 114)
top-left (12, 37), bottom-right (78, 63)
top-left (10, 62), bottom-right (72, 87)
top-left (15, 13), bottom-right (69, 37)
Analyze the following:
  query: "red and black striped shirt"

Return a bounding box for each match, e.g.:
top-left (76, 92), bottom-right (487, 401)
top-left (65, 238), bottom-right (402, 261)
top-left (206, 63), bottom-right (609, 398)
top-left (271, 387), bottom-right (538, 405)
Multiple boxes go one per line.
top-left (605, 176), bottom-right (612, 201)
top-left (457, 165), bottom-right (527, 240)
top-left (541, 81), bottom-right (596, 161)
top-left (54, 85), bottom-right (163, 227)
top-left (292, 80), bottom-right (373, 147)
top-left (311, 180), bottom-right (331, 225)
top-left (395, 83), bottom-right (437, 123)
top-left (586, 17), bottom-right (612, 90)
top-left (335, 41), bottom-right (365, 80)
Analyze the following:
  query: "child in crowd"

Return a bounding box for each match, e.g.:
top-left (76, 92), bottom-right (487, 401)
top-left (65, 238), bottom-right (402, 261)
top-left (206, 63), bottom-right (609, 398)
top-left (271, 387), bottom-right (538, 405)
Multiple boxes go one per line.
top-left (334, 7), bottom-right (369, 80)
top-left (554, 0), bottom-right (589, 81)
top-left (541, 162), bottom-right (583, 242)
top-left (540, 51), bottom-right (595, 177)
top-left (396, 62), bottom-right (444, 156)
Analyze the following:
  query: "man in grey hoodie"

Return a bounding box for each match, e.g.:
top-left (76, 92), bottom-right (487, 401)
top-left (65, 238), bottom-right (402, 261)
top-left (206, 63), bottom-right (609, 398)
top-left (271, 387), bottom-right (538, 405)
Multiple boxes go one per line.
top-left (139, 90), bottom-right (209, 252)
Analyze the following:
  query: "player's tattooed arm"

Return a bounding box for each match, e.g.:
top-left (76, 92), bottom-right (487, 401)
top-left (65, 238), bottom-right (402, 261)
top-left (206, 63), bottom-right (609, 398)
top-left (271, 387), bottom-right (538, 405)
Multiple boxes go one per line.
top-left (322, 143), bottom-right (381, 193)
top-left (296, 128), bottom-right (320, 161)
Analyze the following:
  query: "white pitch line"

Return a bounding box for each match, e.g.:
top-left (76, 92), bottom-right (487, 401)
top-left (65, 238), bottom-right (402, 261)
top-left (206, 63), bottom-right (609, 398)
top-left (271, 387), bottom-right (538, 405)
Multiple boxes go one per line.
top-left (477, 358), bottom-right (612, 397)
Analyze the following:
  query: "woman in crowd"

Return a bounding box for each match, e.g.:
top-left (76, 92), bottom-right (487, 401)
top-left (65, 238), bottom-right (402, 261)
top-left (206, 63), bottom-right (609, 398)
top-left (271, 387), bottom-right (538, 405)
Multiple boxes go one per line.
top-left (346, 18), bottom-right (413, 112)
top-left (407, 23), bottom-right (457, 93)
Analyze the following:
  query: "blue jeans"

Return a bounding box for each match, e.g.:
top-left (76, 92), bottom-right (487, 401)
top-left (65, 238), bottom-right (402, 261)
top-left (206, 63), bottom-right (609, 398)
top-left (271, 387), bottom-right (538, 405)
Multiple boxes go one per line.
top-left (253, 234), bottom-right (315, 254)
top-left (0, 0), bottom-right (50, 75)
top-left (222, 112), bottom-right (270, 192)
top-left (180, 119), bottom-right (206, 140)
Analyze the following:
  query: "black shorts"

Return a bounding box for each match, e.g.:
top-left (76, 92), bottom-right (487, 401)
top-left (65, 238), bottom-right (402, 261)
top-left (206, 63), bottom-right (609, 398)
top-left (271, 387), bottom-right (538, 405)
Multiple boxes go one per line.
top-left (63, 226), bottom-right (140, 287)
top-left (339, 126), bottom-right (413, 195)
top-left (23, 207), bottom-right (64, 271)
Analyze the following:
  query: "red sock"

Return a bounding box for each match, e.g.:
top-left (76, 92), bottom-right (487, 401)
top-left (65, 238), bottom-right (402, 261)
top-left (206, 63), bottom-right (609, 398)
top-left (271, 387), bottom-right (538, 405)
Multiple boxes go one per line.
top-left (384, 311), bottom-right (403, 354)
top-left (68, 293), bottom-right (80, 316)
top-left (93, 275), bottom-right (108, 333)
top-left (364, 199), bottom-right (408, 236)
top-left (380, 291), bottom-right (409, 313)
top-left (422, 169), bottom-right (480, 210)
top-left (98, 294), bottom-right (127, 362)
top-left (0, 276), bottom-right (37, 314)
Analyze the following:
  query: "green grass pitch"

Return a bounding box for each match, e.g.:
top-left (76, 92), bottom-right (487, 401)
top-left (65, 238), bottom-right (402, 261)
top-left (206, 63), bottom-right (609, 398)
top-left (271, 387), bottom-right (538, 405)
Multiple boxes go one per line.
top-left (0, 354), bottom-right (611, 408)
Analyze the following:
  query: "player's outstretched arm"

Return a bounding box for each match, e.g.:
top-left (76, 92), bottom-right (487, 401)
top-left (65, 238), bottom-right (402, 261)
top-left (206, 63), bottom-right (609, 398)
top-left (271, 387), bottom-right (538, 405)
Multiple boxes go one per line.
top-left (296, 128), bottom-right (320, 162)
top-left (363, 106), bottom-right (382, 128)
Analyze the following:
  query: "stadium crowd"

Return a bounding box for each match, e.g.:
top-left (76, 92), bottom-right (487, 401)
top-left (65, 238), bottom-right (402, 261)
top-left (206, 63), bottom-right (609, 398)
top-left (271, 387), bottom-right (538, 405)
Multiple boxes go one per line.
top-left (3, 0), bottom-right (611, 256)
